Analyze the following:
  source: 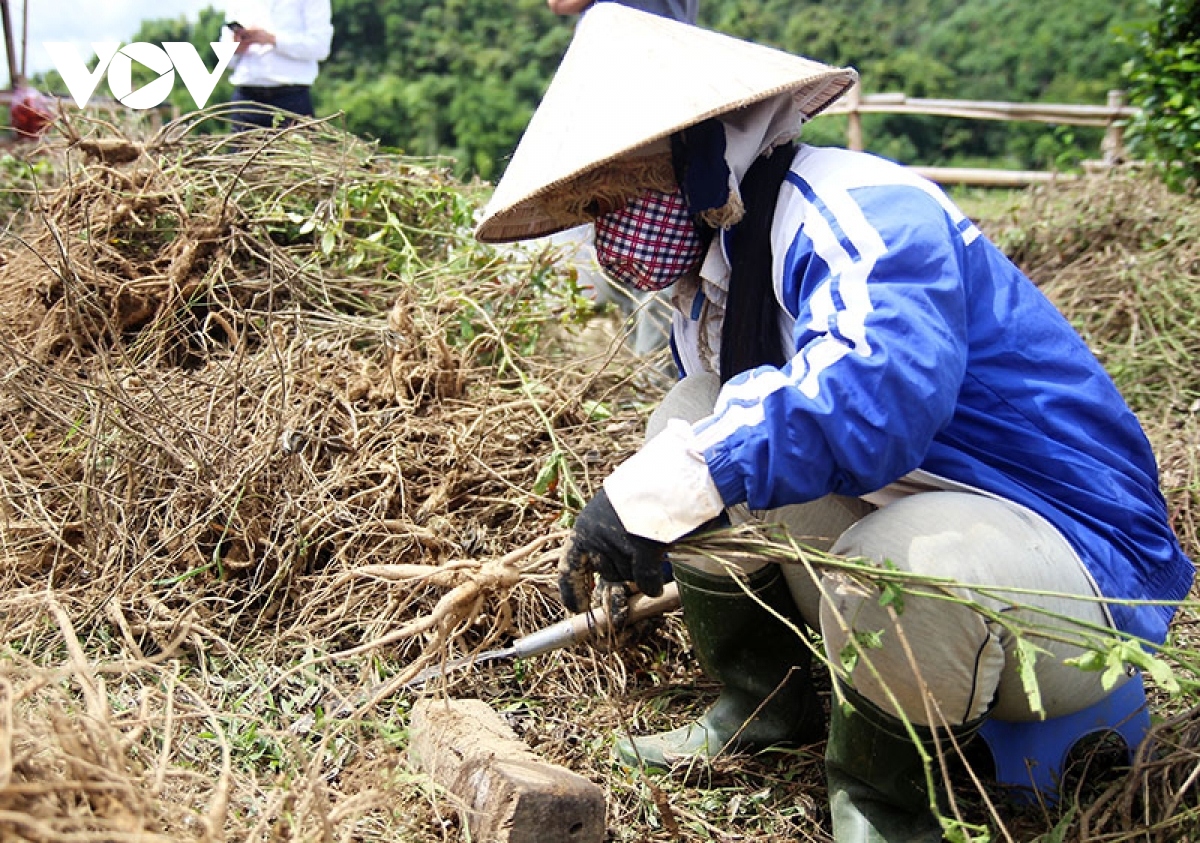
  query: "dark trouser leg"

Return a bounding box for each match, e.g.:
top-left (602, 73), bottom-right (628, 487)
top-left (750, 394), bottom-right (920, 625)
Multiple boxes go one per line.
top-left (230, 85), bottom-right (314, 131)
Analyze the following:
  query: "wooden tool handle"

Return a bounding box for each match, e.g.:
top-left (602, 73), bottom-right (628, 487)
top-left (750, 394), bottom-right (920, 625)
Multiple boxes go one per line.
top-left (627, 580), bottom-right (683, 625)
top-left (512, 580), bottom-right (681, 658)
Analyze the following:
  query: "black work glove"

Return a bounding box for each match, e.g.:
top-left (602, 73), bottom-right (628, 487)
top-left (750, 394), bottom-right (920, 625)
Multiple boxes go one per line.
top-left (557, 488), bottom-right (667, 616)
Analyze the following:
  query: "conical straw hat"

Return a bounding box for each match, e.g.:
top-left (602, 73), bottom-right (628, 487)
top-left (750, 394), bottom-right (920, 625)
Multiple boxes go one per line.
top-left (475, 4), bottom-right (857, 243)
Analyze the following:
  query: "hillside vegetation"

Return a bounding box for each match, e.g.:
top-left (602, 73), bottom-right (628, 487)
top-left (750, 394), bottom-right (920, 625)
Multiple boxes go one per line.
top-left (101, 0), bottom-right (1153, 179)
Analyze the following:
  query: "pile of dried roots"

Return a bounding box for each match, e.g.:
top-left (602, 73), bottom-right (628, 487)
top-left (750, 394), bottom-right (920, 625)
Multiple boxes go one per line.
top-left (0, 107), bottom-right (662, 841)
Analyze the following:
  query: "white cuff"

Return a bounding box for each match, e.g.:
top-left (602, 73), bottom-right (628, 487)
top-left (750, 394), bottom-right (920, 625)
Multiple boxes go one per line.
top-left (603, 418), bottom-right (726, 543)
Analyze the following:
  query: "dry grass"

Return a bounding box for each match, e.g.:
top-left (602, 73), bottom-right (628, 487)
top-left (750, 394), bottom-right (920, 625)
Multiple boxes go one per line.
top-left (0, 112), bottom-right (1196, 843)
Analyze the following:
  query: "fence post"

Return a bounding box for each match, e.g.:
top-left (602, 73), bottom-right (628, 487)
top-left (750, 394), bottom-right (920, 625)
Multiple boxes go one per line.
top-left (1102, 89), bottom-right (1127, 165)
top-left (846, 82), bottom-right (863, 151)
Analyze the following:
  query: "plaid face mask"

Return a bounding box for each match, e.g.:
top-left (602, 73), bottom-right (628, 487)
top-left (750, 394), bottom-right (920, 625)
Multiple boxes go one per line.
top-left (594, 189), bottom-right (704, 292)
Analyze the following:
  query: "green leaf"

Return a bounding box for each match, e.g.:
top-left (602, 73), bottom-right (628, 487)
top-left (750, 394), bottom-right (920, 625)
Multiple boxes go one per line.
top-left (853, 629), bottom-right (885, 654)
top-left (839, 641), bottom-right (860, 674)
top-left (320, 229), bottom-right (337, 255)
top-left (1063, 649), bottom-right (1106, 672)
top-left (1040, 804), bottom-right (1078, 843)
top-left (878, 581), bottom-right (905, 614)
top-left (1015, 637), bottom-right (1044, 717)
top-left (531, 452), bottom-right (561, 496)
top-left (1143, 655), bottom-right (1181, 696)
top-left (1115, 640), bottom-right (1181, 695)
top-left (1102, 647), bottom-right (1129, 691)
top-left (581, 399), bottom-right (612, 421)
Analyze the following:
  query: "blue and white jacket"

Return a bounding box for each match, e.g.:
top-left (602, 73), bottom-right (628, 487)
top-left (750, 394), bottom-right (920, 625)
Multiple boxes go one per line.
top-left (605, 144), bottom-right (1193, 645)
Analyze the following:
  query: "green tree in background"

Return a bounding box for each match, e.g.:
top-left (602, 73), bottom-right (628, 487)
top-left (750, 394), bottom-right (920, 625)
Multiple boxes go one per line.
top-left (131, 7), bottom-right (234, 120)
top-left (1122, 0), bottom-right (1200, 191)
top-left (700, 0), bottom-right (1146, 170)
top-left (48, 0), bottom-right (1154, 181)
top-left (317, 0), bottom-right (570, 179)
top-left (29, 7), bottom-right (229, 122)
top-left (918, 0), bottom-right (1146, 169)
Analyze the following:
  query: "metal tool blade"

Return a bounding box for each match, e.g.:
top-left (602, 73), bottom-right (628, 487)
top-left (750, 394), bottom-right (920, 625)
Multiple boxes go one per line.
top-left (333, 581), bottom-right (681, 715)
top-left (404, 645), bottom-right (518, 689)
top-left (403, 581), bottom-right (681, 688)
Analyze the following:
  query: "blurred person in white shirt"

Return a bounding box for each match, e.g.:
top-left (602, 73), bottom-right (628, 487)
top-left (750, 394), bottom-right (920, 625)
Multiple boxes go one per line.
top-left (223, 0), bottom-right (333, 129)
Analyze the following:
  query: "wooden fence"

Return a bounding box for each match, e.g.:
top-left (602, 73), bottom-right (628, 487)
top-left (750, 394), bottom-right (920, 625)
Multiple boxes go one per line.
top-left (821, 84), bottom-right (1141, 187)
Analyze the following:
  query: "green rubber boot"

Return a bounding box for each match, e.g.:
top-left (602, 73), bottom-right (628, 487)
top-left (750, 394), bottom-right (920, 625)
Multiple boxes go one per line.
top-left (616, 561), bottom-right (824, 769)
top-left (826, 687), bottom-right (981, 842)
